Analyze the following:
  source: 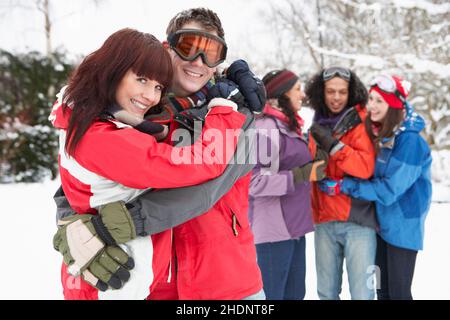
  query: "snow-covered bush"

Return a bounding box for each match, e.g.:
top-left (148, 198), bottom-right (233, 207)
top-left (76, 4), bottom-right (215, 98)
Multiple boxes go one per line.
top-left (0, 50), bottom-right (73, 182)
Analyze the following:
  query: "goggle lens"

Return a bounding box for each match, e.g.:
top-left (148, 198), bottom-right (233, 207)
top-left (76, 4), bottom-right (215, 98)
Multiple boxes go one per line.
top-left (370, 74), bottom-right (408, 105)
top-left (169, 30), bottom-right (227, 68)
top-left (370, 75), bottom-right (396, 93)
top-left (322, 67), bottom-right (351, 81)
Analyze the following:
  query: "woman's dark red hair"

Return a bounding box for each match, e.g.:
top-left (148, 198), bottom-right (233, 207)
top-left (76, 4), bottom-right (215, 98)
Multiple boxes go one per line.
top-left (63, 28), bottom-right (173, 156)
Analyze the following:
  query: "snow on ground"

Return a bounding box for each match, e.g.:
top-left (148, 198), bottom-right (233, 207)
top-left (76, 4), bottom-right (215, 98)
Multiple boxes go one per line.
top-left (1, 178), bottom-right (449, 300)
top-left (1, 179), bottom-right (63, 300)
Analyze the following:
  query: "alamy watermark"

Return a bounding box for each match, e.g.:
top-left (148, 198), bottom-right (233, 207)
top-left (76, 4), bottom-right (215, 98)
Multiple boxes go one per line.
top-left (367, 264), bottom-right (381, 291)
top-left (169, 121), bottom-right (281, 174)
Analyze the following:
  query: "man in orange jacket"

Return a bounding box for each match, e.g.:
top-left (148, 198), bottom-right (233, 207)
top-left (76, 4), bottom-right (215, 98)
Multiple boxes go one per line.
top-left (305, 67), bottom-right (377, 300)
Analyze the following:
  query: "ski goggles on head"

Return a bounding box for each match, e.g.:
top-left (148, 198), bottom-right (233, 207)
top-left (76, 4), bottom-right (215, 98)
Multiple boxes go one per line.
top-left (369, 74), bottom-right (406, 103)
top-left (322, 67), bottom-right (351, 82)
top-left (167, 29), bottom-right (227, 68)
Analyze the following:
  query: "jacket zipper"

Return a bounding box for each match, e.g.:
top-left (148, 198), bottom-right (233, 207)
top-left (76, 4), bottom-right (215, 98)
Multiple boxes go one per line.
top-left (232, 214), bottom-right (239, 237)
top-left (167, 229), bottom-right (173, 282)
top-left (225, 203), bottom-right (240, 237)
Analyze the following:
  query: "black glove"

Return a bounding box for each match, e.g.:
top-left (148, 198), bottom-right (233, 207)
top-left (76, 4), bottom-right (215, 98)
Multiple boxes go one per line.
top-left (107, 103), bottom-right (167, 140)
top-left (207, 78), bottom-right (246, 107)
top-left (314, 146), bottom-right (329, 163)
top-left (333, 107), bottom-right (361, 138)
top-left (226, 59), bottom-right (266, 113)
top-left (174, 110), bottom-right (205, 132)
top-left (310, 124), bottom-right (339, 153)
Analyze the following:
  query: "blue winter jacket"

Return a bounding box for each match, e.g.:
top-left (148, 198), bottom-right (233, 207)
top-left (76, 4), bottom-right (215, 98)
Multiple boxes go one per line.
top-left (341, 102), bottom-right (432, 251)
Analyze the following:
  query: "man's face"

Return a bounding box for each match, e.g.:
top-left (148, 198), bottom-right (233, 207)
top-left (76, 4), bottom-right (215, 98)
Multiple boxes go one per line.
top-left (168, 21), bottom-right (218, 97)
top-left (324, 77), bottom-right (349, 114)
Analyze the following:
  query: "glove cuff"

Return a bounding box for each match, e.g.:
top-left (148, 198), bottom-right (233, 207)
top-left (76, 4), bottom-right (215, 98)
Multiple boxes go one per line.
top-left (91, 215), bottom-right (117, 246)
top-left (126, 202), bottom-right (147, 237)
top-left (330, 141), bottom-right (345, 155)
top-left (207, 98), bottom-right (238, 111)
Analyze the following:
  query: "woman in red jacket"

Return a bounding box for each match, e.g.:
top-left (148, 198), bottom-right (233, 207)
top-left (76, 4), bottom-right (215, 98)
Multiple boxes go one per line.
top-left (51, 28), bottom-right (246, 299)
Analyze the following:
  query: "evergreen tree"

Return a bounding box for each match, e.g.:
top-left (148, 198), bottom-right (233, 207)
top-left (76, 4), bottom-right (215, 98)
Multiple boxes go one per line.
top-left (0, 50), bottom-right (73, 182)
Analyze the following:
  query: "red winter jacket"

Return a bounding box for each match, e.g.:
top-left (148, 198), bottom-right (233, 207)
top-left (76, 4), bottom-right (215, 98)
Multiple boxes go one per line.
top-left (147, 172), bottom-right (263, 300)
top-left (170, 173), bottom-right (262, 300)
top-left (147, 120), bottom-right (263, 299)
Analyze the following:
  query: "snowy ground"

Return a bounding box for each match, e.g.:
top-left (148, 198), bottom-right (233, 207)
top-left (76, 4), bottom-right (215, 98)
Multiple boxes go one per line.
top-left (1, 178), bottom-right (449, 300)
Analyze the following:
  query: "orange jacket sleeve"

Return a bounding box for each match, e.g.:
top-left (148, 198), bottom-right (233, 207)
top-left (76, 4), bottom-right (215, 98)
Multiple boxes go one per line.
top-left (330, 123), bottom-right (375, 179)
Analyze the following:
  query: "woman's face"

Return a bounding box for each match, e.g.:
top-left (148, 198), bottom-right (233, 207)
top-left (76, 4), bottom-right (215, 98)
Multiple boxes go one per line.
top-left (324, 77), bottom-right (349, 114)
top-left (368, 90), bottom-right (389, 123)
top-left (285, 80), bottom-right (305, 112)
top-left (115, 70), bottom-right (164, 119)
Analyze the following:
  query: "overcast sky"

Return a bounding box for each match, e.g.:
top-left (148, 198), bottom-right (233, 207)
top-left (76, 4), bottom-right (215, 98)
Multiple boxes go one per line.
top-left (0, 0), bottom-right (270, 58)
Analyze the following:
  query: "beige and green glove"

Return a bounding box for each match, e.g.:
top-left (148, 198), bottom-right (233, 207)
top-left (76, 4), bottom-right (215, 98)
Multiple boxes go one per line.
top-left (53, 201), bottom-right (137, 291)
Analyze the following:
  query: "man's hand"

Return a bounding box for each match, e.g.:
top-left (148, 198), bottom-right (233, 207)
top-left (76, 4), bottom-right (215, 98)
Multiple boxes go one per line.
top-left (310, 124), bottom-right (339, 154)
top-left (314, 146), bottom-right (329, 163)
top-left (53, 201), bottom-right (136, 290)
top-left (226, 59), bottom-right (266, 113)
top-left (292, 160), bottom-right (327, 183)
top-left (207, 78), bottom-right (246, 107)
top-left (79, 245), bottom-right (135, 291)
top-left (318, 178), bottom-right (342, 196)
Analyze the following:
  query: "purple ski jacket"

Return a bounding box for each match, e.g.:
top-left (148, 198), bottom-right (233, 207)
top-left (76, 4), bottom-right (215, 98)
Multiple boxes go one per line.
top-left (249, 110), bottom-right (314, 244)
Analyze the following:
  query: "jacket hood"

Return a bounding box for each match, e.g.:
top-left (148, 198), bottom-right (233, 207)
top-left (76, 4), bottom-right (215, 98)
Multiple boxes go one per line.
top-left (397, 101), bottom-right (425, 134)
top-left (48, 86), bottom-right (70, 130)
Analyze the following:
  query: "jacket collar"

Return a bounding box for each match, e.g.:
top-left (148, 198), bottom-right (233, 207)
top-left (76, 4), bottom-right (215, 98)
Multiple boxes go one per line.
top-left (263, 103), bottom-right (304, 136)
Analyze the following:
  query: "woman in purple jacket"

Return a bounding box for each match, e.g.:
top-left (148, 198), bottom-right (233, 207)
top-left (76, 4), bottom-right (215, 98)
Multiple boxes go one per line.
top-left (249, 70), bottom-right (327, 299)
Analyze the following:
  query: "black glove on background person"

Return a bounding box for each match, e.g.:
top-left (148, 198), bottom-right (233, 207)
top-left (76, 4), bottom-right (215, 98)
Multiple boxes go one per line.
top-left (292, 145), bottom-right (329, 183)
top-left (314, 146), bottom-right (329, 163)
top-left (226, 59), bottom-right (266, 113)
top-left (310, 123), bottom-right (339, 153)
top-left (207, 78), bottom-right (246, 107)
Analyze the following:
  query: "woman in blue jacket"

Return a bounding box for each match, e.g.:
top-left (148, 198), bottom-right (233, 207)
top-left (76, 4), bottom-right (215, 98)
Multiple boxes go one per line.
top-left (319, 74), bottom-right (432, 300)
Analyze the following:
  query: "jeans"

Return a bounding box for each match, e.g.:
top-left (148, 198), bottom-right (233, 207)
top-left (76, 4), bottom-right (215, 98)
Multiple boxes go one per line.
top-left (315, 221), bottom-right (376, 300)
top-left (242, 288), bottom-right (266, 300)
top-left (375, 235), bottom-right (418, 300)
top-left (256, 237), bottom-right (306, 300)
